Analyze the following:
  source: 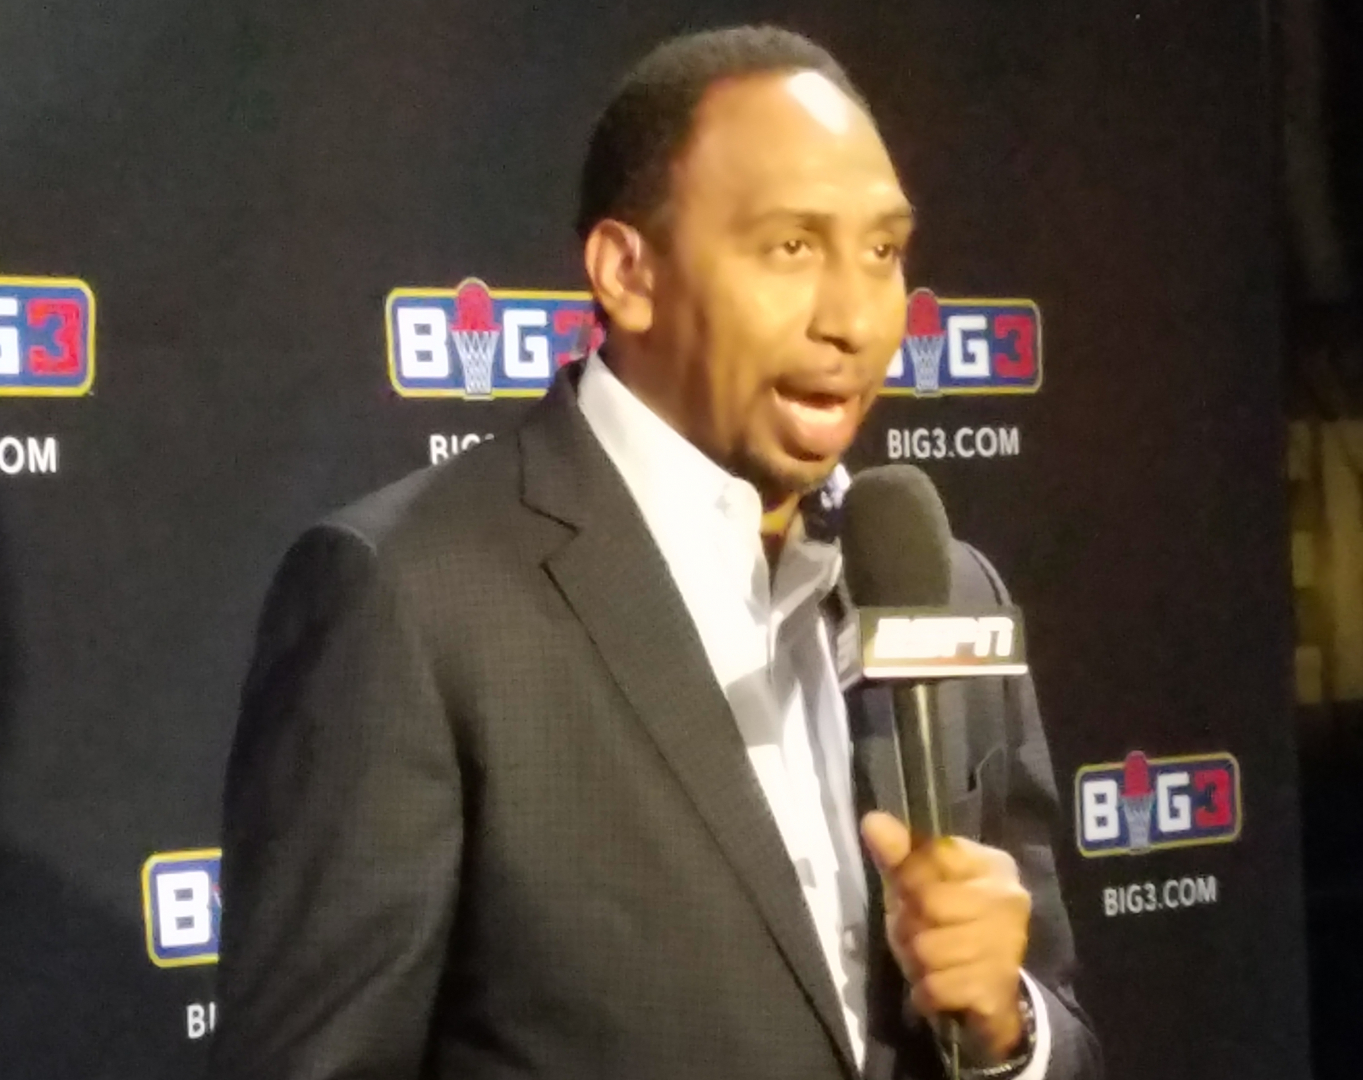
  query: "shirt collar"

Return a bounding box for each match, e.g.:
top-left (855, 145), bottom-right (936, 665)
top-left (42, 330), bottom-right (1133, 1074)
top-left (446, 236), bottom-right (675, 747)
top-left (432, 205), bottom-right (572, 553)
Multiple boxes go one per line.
top-left (577, 351), bottom-right (843, 603)
top-left (577, 351), bottom-right (763, 534)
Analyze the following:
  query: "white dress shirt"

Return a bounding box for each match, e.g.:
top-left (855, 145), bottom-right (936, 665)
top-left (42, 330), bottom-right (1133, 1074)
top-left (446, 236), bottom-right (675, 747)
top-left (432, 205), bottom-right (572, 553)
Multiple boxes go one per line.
top-left (577, 354), bottom-right (1051, 1079)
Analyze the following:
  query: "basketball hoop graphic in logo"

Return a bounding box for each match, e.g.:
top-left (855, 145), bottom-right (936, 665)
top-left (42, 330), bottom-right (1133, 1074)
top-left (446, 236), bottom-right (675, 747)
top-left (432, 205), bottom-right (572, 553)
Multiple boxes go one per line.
top-left (450, 279), bottom-right (501, 399)
top-left (1120, 751), bottom-right (1157, 851)
top-left (906, 288), bottom-right (946, 396)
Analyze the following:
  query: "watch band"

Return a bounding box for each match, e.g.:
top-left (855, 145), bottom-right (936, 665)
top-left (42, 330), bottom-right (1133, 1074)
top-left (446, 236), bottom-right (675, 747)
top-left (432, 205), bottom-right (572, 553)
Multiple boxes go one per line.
top-left (942, 988), bottom-right (1037, 1080)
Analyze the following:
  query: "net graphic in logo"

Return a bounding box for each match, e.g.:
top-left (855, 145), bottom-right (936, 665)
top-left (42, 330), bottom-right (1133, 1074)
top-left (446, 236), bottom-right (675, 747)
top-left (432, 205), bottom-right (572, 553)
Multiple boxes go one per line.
top-left (0, 276), bottom-right (96, 396)
top-left (142, 849), bottom-right (221, 967)
top-left (1076, 751), bottom-right (1241, 857)
top-left (387, 279), bottom-right (600, 399)
top-left (882, 288), bottom-right (1041, 397)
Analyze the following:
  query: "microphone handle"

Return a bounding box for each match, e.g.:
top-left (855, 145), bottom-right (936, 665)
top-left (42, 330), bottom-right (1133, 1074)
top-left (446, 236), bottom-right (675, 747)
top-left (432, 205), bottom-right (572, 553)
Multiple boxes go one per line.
top-left (888, 680), bottom-right (962, 1080)
top-left (889, 681), bottom-right (952, 836)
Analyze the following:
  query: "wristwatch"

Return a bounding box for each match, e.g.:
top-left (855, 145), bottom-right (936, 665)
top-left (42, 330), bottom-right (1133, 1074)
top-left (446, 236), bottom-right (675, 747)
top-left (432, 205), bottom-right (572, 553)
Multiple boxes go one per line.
top-left (941, 987), bottom-right (1037, 1080)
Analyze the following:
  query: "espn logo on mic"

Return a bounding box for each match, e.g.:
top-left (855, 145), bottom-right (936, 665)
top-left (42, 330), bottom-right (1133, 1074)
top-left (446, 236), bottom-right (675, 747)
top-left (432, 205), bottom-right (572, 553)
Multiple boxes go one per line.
top-left (858, 608), bottom-right (1027, 680)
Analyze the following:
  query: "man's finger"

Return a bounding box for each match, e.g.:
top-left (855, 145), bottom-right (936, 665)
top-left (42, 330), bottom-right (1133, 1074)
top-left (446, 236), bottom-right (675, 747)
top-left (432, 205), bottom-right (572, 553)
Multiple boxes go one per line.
top-left (904, 924), bottom-right (989, 975)
top-left (888, 843), bottom-right (947, 902)
top-left (861, 811), bottom-right (912, 875)
top-left (912, 880), bottom-right (996, 927)
top-left (909, 962), bottom-right (992, 1018)
top-left (928, 836), bottom-right (1018, 882)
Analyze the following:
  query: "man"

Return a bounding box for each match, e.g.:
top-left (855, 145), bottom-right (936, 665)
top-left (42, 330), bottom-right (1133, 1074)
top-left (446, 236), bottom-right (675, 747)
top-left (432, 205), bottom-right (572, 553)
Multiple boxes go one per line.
top-left (209, 25), bottom-right (1101, 1080)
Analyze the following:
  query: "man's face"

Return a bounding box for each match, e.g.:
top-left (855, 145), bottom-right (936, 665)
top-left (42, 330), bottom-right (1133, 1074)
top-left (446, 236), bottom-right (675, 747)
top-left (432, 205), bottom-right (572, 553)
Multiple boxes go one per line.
top-left (629, 71), bottom-right (911, 503)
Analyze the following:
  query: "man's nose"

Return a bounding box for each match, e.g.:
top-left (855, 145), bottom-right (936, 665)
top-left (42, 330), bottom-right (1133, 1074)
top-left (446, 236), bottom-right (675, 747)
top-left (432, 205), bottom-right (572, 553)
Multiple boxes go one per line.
top-left (809, 258), bottom-right (877, 354)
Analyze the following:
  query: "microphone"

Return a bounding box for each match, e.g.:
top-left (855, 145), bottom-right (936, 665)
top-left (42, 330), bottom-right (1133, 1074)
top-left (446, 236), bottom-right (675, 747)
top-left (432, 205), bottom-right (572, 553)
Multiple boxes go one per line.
top-left (841, 464), bottom-right (951, 832)
top-left (845, 464), bottom-right (947, 834)
top-left (841, 464), bottom-right (1028, 1076)
top-left (842, 463), bottom-right (1028, 832)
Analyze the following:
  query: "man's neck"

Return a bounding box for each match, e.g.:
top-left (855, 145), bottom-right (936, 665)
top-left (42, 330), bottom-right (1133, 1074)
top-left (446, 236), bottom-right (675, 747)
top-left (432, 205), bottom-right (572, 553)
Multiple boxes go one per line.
top-left (599, 345), bottom-right (807, 570)
top-left (760, 495), bottom-right (802, 571)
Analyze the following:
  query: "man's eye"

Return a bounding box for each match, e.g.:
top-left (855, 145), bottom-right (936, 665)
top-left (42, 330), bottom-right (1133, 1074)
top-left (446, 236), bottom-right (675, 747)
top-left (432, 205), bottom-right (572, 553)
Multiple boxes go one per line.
top-left (777, 238), bottom-right (811, 256)
top-left (872, 242), bottom-right (904, 261)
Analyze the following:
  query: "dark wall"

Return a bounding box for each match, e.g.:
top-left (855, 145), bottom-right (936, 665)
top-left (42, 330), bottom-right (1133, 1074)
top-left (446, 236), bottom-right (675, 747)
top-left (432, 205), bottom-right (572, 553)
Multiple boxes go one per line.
top-left (1324, 0), bottom-right (1363, 299)
top-left (0, 2), bottom-right (1309, 1078)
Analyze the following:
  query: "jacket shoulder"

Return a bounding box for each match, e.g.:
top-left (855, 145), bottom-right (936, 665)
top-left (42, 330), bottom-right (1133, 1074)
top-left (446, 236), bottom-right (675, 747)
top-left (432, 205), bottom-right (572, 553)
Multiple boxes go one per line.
top-left (949, 539), bottom-right (1013, 608)
top-left (322, 434), bottom-right (523, 560)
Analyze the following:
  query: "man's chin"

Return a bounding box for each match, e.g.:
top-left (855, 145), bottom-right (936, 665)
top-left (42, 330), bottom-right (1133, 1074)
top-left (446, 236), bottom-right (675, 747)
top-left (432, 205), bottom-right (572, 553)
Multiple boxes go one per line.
top-left (736, 446), bottom-right (840, 505)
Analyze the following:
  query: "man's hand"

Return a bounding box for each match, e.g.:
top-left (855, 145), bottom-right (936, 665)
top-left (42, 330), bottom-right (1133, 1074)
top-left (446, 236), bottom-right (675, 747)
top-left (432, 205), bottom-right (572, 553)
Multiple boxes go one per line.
top-left (861, 810), bottom-right (1032, 1063)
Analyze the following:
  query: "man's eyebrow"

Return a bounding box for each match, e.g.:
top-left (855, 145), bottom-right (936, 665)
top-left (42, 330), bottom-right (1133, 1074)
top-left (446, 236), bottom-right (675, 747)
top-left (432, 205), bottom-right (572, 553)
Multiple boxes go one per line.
top-left (736, 204), bottom-right (917, 231)
top-left (876, 205), bottom-right (916, 229)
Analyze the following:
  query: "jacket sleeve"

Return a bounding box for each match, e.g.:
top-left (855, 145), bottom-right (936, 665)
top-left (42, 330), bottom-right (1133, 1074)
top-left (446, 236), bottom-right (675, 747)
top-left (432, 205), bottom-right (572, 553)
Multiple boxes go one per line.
top-left (961, 542), bottom-right (1104, 1080)
top-left (207, 523), bottom-right (462, 1080)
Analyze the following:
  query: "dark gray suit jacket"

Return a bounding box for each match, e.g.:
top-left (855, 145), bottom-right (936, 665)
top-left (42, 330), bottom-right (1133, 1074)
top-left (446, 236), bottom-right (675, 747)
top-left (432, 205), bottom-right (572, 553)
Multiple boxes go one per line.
top-left (208, 365), bottom-right (1101, 1080)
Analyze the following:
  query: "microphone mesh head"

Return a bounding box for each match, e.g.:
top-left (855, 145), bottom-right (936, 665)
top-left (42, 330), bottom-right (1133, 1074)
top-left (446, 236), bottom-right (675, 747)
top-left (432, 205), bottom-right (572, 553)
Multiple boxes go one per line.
top-left (841, 465), bottom-right (953, 607)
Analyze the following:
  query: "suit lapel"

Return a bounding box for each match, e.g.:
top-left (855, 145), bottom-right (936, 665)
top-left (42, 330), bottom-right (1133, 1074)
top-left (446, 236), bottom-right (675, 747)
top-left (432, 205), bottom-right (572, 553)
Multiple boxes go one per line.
top-left (520, 367), bottom-right (858, 1077)
top-left (846, 683), bottom-right (909, 826)
top-left (844, 679), bottom-right (973, 833)
top-left (846, 682), bottom-right (911, 1080)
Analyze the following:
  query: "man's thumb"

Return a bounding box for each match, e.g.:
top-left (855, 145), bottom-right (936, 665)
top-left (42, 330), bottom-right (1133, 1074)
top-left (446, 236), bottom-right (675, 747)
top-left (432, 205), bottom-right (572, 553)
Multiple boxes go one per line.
top-left (860, 810), bottom-right (912, 875)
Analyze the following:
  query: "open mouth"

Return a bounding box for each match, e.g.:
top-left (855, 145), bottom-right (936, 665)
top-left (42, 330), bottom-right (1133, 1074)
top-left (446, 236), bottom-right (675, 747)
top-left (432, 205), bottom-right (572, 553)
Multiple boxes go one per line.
top-left (771, 384), bottom-right (861, 459)
top-left (782, 392), bottom-right (850, 425)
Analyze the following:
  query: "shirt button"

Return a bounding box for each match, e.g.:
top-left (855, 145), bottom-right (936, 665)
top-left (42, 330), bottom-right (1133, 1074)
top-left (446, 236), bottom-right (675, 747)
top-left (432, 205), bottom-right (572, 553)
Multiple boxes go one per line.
top-left (842, 927), bottom-right (866, 959)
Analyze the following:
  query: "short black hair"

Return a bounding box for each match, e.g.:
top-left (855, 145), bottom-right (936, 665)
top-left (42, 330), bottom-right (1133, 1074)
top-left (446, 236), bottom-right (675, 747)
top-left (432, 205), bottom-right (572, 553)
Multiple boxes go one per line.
top-left (575, 25), bottom-right (870, 244)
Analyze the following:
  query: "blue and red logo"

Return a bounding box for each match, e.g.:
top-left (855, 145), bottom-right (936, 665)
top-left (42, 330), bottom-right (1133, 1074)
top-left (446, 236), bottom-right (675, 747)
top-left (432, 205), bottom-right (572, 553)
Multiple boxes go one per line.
top-left (387, 279), bottom-right (600, 399)
top-left (886, 288), bottom-right (1041, 396)
top-left (0, 276), bottom-right (96, 396)
top-left (386, 280), bottom-right (1039, 399)
top-left (1075, 751), bottom-right (1242, 857)
top-left (141, 849), bottom-right (221, 968)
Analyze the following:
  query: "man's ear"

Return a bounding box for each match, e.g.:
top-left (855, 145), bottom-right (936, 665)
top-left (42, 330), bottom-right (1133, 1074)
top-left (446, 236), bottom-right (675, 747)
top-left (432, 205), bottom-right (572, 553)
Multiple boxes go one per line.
top-left (583, 219), bottom-right (655, 334)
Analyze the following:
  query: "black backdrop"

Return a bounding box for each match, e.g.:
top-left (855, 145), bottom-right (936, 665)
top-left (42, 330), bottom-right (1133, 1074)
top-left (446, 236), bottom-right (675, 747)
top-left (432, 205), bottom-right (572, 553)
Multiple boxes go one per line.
top-left (0, 2), bottom-right (1311, 1078)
